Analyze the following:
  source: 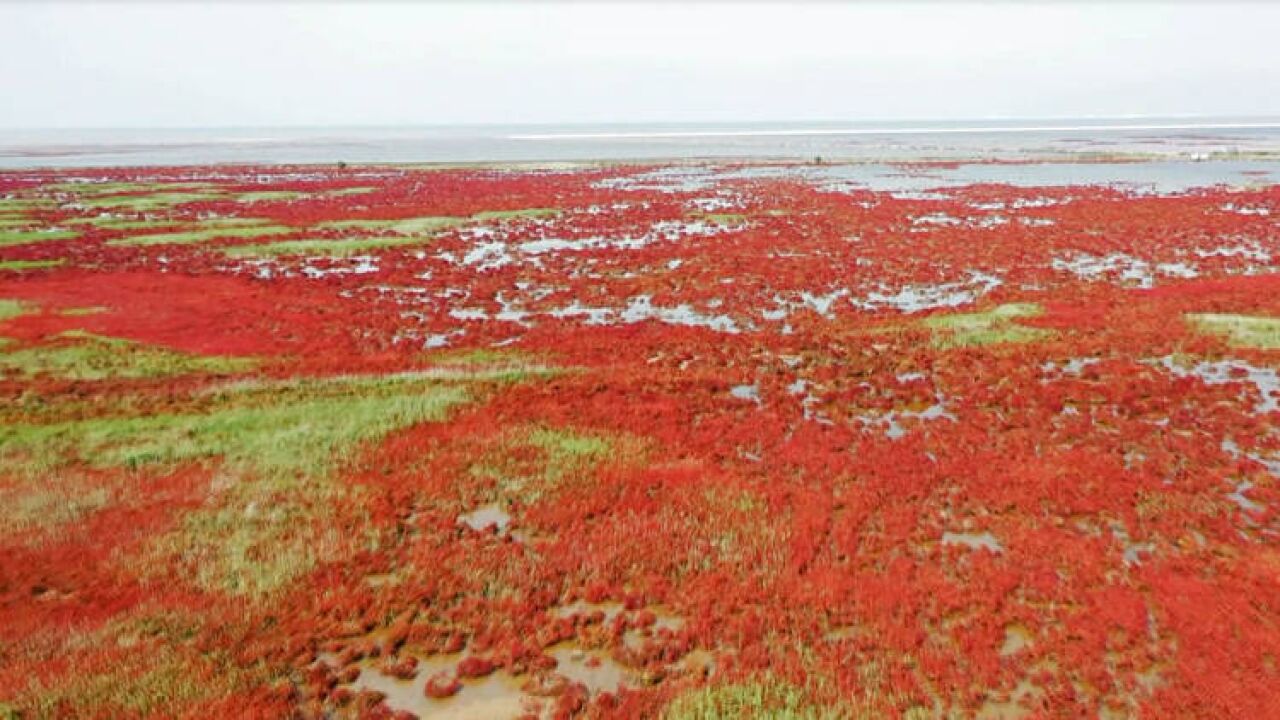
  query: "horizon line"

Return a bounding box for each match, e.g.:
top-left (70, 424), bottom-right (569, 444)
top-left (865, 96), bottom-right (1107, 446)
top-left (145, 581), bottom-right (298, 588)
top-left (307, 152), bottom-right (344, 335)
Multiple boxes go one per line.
top-left (5, 114), bottom-right (1280, 134)
top-left (509, 121), bottom-right (1280, 141)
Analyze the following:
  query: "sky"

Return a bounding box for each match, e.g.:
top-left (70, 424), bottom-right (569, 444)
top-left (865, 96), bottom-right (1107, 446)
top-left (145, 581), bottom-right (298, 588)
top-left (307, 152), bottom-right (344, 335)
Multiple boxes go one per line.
top-left (1, 1), bottom-right (1278, 129)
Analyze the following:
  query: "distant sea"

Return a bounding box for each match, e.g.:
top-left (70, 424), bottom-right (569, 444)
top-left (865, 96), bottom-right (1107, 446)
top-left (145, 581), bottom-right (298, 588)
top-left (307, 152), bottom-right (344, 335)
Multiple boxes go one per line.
top-left (2, 118), bottom-right (1279, 169)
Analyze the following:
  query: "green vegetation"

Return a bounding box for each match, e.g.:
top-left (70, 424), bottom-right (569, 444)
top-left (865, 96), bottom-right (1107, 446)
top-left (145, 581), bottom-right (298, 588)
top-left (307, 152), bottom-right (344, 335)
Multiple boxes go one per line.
top-left (1, 375), bottom-right (471, 594)
top-left (0, 331), bottom-right (256, 381)
top-left (68, 215), bottom-right (184, 231)
top-left (43, 181), bottom-right (215, 196)
top-left (696, 212), bottom-right (749, 225)
top-left (424, 347), bottom-right (543, 367)
top-left (526, 426), bottom-right (612, 459)
top-left (0, 259), bottom-right (64, 272)
top-left (923, 303), bottom-right (1051, 349)
top-left (61, 306), bottom-right (108, 316)
top-left (317, 215), bottom-right (466, 234)
top-left (316, 208), bottom-right (557, 236)
top-left (0, 471), bottom-right (112, 535)
top-left (223, 208), bottom-right (563, 257)
top-left (663, 677), bottom-right (855, 720)
top-left (236, 187), bottom-right (377, 203)
top-left (0, 228), bottom-right (78, 247)
top-left (0, 197), bottom-right (54, 214)
top-left (0, 299), bottom-right (31, 322)
top-left (15, 641), bottom-right (272, 719)
top-left (110, 220), bottom-right (295, 247)
top-left (1187, 312), bottom-right (1280, 349)
top-left (222, 235), bottom-right (428, 258)
top-left (470, 424), bottom-right (643, 503)
top-left (78, 191), bottom-right (226, 211)
top-left (472, 207), bottom-right (559, 221)
top-left (234, 191), bottom-right (306, 203)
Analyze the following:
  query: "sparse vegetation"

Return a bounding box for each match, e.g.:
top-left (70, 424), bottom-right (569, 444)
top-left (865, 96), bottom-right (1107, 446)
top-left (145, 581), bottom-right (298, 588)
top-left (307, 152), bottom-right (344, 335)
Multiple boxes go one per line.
top-left (923, 302), bottom-right (1051, 348)
top-left (1187, 312), bottom-right (1280, 348)
top-left (0, 331), bottom-right (256, 380)
top-left (0, 259), bottom-right (66, 272)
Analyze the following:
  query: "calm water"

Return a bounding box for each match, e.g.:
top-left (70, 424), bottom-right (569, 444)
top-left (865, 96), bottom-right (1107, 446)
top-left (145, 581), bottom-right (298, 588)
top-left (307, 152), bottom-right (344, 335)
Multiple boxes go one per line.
top-left (2, 118), bottom-right (1280, 169)
top-left (623, 159), bottom-right (1280, 195)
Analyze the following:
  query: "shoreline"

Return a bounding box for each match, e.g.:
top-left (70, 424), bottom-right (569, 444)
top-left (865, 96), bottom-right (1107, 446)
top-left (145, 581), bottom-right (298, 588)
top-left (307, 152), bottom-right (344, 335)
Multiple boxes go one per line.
top-left (2, 150), bottom-right (1279, 175)
top-left (508, 120), bottom-right (1280, 140)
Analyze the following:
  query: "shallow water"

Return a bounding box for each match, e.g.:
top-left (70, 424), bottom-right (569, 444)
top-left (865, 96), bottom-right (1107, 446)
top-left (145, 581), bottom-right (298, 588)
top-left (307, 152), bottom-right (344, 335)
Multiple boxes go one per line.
top-left (1159, 357), bottom-right (1280, 414)
top-left (5, 119), bottom-right (1279, 169)
top-left (337, 654), bottom-right (534, 720)
top-left (601, 157), bottom-right (1280, 195)
top-left (942, 531), bottom-right (1003, 553)
top-left (547, 645), bottom-right (635, 694)
top-left (457, 504), bottom-right (512, 533)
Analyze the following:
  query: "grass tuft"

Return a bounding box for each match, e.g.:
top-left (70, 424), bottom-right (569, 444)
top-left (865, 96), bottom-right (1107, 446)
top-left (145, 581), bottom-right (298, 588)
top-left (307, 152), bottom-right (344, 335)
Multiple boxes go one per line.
top-left (110, 220), bottom-right (294, 247)
top-left (1187, 312), bottom-right (1280, 349)
top-left (923, 302), bottom-right (1051, 349)
top-left (0, 229), bottom-right (78, 247)
top-left (663, 677), bottom-right (858, 720)
top-left (0, 259), bottom-right (65, 272)
top-left (1, 375), bottom-right (471, 594)
top-left (222, 235), bottom-right (427, 258)
top-left (0, 331), bottom-right (256, 381)
top-left (0, 298), bottom-right (32, 322)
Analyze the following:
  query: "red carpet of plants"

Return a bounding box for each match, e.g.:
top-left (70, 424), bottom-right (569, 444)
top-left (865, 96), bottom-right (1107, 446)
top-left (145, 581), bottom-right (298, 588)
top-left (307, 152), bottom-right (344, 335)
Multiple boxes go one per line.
top-left (1, 161), bottom-right (1278, 718)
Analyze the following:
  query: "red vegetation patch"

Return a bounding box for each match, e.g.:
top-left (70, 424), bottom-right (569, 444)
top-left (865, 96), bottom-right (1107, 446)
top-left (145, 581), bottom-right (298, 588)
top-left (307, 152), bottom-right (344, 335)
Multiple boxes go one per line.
top-left (1, 162), bottom-right (1279, 718)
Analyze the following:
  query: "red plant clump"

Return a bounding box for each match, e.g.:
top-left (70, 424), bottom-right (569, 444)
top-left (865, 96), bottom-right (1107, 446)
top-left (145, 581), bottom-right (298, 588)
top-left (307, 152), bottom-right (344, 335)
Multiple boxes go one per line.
top-left (423, 672), bottom-right (462, 699)
top-left (455, 655), bottom-right (497, 679)
top-left (0, 161), bottom-right (1278, 718)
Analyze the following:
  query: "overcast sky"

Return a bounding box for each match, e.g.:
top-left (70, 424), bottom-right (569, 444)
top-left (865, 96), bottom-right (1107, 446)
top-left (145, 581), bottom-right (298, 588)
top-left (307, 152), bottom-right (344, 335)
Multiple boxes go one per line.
top-left (2, 2), bottom-right (1277, 129)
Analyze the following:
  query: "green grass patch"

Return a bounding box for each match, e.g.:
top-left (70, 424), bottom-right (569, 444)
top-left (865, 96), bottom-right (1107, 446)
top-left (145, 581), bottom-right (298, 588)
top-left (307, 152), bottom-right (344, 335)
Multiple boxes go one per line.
top-left (13, 639), bottom-right (272, 719)
top-left (424, 348), bottom-right (541, 367)
top-left (316, 208), bottom-right (557, 237)
top-left (317, 215), bottom-right (466, 235)
top-left (233, 187), bottom-right (378, 204)
top-left (471, 207), bottom-right (560, 222)
top-left (696, 212), bottom-right (748, 225)
top-left (43, 181), bottom-right (215, 197)
top-left (0, 259), bottom-right (64, 272)
top-left (1, 375), bottom-right (472, 594)
top-left (663, 677), bottom-right (856, 720)
top-left (61, 305), bottom-right (108, 316)
top-left (78, 191), bottom-right (226, 211)
top-left (234, 190), bottom-right (307, 203)
top-left (0, 331), bottom-right (256, 381)
top-left (0, 228), bottom-right (79, 247)
top-left (0, 197), bottom-right (55, 213)
top-left (0, 299), bottom-right (32, 322)
top-left (1187, 313), bottom-right (1280, 349)
top-left (110, 221), bottom-right (295, 247)
top-left (923, 303), bottom-right (1051, 349)
top-left (67, 215), bottom-right (185, 231)
top-left (526, 426), bottom-right (612, 459)
top-left (222, 235), bottom-right (429, 258)
top-left (0, 218), bottom-right (34, 230)
top-left (469, 424), bottom-right (644, 504)
top-left (0, 471), bottom-right (113, 535)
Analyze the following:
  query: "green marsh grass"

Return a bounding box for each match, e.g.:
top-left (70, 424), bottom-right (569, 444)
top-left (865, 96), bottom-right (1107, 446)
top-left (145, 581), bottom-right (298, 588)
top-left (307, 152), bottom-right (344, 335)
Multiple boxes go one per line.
top-left (0, 259), bottom-right (65, 272)
top-left (110, 220), bottom-right (295, 247)
top-left (0, 331), bottom-right (256, 381)
top-left (1, 374), bottom-right (472, 594)
top-left (1187, 312), bottom-right (1280, 349)
top-left (923, 303), bottom-right (1050, 349)
top-left (0, 229), bottom-right (78, 247)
